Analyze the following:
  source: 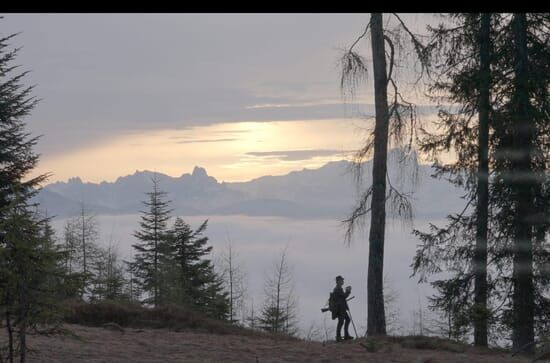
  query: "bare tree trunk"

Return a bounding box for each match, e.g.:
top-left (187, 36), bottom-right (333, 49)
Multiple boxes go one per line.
top-left (275, 254), bottom-right (284, 333)
top-left (64, 222), bottom-right (74, 274)
top-left (6, 308), bottom-right (14, 363)
top-left (511, 12), bottom-right (535, 352)
top-left (77, 204), bottom-right (97, 300)
top-left (19, 280), bottom-right (29, 363)
top-left (367, 12), bottom-right (389, 336)
top-left (448, 312), bottom-right (451, 340)
top-left (228, 245), bottom-right (234, 323)
top-left (81, 210), bottom-right (86, 275)
top-left (154, 209), bottom-right (159, 308)
top-left (19, 325), bottom-right (26, 363)
top-left (152, 177), bottom-right (159, 308)
top-left (80, 206), bottom-right (87, 301)
top-left (473, 12), bottom-right (491, 348)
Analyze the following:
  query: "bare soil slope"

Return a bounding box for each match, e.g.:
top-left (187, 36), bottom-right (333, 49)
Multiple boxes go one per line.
top-left (21, 324), bottom-right (542, 363)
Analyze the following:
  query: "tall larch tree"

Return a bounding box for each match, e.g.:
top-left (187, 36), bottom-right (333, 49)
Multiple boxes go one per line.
top-left (340, 13), bottom-right (431, 336)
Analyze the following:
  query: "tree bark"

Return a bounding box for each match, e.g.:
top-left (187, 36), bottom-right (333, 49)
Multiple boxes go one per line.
top-left (229, 246), bottom-right (234, 323)
top-left (153, 178), bottom-right (159, 308)
top-left (275, 254), bottom-right (283, 333)
top-left (511, 12), bottom-right (535, 353)
top-left (473, 12), bottom-right (491, 348)
top-left (367, 12), bottom-right (389, 336)
top-left (6, 309), bottom-right (14, 363)
top-left (19, 324), bottom-right (26, 363)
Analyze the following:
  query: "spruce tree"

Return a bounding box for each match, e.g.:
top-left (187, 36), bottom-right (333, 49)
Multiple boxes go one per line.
top-left (412, 13), bottom-right (550, 349)
top-left (0, 34), bottom-right (47, 217)
top-left (199, 268), bottom-right (230, 320)
top-left (130, 175), bottom-right (172, 307)
top-left (411, 13), bottom-right (497, 346)
top-left (165, 217), bottom-right (229, 319)
top-left (491, 13), bottom-right (550, 351)
top-left (0, 29), bottom-right (63, 362)
top-left (1, 201), bottom-right (65, 362)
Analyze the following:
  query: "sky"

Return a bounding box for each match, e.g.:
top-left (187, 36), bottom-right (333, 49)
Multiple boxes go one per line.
top-left (2, 13), bottom-right (441, 183)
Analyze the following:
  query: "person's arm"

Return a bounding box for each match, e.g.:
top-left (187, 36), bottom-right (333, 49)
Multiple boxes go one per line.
top-left (344, 288), bottom-right (351, 299)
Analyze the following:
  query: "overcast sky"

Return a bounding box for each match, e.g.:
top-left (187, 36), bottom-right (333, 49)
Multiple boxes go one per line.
top-left (2, 13), bottom-right (441, 183)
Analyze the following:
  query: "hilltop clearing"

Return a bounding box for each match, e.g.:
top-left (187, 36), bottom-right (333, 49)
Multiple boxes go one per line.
top-left (20, 324), bottom-right (540, 363)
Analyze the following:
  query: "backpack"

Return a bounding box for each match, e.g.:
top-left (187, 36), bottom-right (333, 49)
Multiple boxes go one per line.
top-left (328, 292), bottom-right (337, 313)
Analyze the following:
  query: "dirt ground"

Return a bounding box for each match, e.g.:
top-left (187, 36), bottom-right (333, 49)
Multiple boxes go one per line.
top-left (9, 324), bottom-right (542, 363)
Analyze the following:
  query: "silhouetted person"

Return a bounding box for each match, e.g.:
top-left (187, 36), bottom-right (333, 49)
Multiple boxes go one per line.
top-left (333, 275), bottom-right (353, 342)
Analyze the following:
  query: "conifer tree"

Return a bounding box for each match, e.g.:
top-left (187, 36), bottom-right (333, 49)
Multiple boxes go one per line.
top-left (1, 201), bottom-right (65, 362)
top-left (89, 243), bottom-right (127, 301)
top-left (0, 35), bottom-right (47, 219)
top-left (491, 13), bottom-right (550, 351)
top-left (259, 248), bottom-right (298, 335)
top-left (58, 219), bottom-right (87, 299)
top-left (164, 217), bottom-right (229, 318)
top-left (0, 28), bottom-right (62, 362)
top-left (67, 203), bottom-right (100, 299)
top-left (220, 243), bottom-right (247, 324)
top-left (199, 268), bottom-right (230, 320)
top-left (411, 13), bottom-right (497, 346)
top-left (412, 13), bottom-right (550, 350)
top-left (130, 175), bottom-right (172, 307)
top-left (74, 204), bottom-right (98, 281)
top-left (63, 220), bottom-right (78, 274)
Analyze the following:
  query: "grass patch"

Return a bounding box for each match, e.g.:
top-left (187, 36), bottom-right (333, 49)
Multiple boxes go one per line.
top-left (396, 335), bottom-right (466, 353)
top-left (356, 335), bottom-right (472, 354)
top-left (62, 300), bottom-right (266, 337)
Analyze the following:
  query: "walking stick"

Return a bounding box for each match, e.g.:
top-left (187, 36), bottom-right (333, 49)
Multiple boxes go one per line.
top-left (347, 307), bottom-right (359, 338)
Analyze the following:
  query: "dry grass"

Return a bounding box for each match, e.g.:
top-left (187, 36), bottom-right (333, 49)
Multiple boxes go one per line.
top-left (357, 335), bottom-right (494, 354)
top-left (17, 325), bottom-right (536, 363)
top-left (62, 300), bottom-right (289, 339)
top-left (0, 301), bottom-right (543, 362)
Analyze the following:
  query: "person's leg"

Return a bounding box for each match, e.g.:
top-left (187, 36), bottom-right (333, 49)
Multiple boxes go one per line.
top-left (344, 312), bottom-right (352, 338)
top-left (336, 314), bottom-right (344, 341)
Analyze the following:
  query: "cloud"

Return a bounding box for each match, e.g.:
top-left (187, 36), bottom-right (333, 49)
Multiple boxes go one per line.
top-left (4, 13), bottom-right (439, 158)
top-left (175, 138), bottom-right (238, 144)
top-left (210, 129), bottom-right (252, 134)
top-left (244, 99), bottom-right (341, 109)
top-left (246, 149), bottom-right (350, 161)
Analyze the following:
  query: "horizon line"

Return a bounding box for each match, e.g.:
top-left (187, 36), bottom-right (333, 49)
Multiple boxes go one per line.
top-left (42, 149), bottom-right (427, 187)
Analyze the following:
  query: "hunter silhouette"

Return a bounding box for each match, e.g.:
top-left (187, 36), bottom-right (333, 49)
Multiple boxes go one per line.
top-left (332, 275), bottom-right (353, 342)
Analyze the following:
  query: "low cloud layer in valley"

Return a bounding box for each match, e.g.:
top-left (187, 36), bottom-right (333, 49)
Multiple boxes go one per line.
top-left (43, 154), bottom-right (466, 337)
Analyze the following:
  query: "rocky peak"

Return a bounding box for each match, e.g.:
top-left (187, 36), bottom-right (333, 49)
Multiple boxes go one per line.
top-left (192, 166), bottom-right (208, 178)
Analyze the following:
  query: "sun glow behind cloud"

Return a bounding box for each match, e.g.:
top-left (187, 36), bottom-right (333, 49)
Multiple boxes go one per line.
top-left (34, 119), bottom-right (370, 184)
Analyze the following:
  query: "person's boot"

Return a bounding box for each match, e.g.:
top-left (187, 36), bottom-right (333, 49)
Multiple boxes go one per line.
top-left (344, 335), bottom-right (354, 340)
top-left (335, 336), bottom-right (343, 342)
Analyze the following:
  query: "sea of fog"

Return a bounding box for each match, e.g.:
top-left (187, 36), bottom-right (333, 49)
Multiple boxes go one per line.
top-left (51, 214), bottom-right (441, 339)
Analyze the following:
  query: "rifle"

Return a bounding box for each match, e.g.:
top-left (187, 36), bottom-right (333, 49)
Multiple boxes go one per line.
top-left (321, 296), bottom-right (355, 313)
